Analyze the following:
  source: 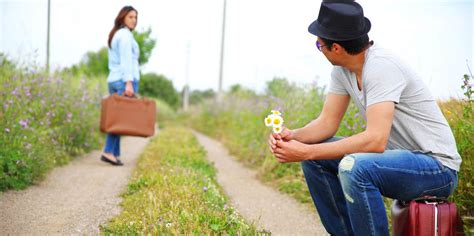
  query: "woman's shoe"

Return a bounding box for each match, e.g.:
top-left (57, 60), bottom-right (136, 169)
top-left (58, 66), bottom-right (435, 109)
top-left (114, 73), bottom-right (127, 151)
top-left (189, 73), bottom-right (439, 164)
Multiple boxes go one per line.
top-left (100, 155), bottom-right (124, 166)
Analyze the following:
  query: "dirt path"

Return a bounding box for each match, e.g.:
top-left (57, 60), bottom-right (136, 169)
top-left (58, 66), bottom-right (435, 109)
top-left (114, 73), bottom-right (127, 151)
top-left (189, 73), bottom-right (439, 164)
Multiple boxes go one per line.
top-left (194, 131), bottom-right (328, 235)
top-left (0, 131), bottom-right (327, 235)
top-left (0, 136), bottom-right (150, 235)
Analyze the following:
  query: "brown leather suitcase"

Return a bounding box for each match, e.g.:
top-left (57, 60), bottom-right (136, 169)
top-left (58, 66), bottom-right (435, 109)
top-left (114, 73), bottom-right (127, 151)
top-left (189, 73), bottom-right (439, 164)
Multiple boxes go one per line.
top-left (392, 198), bottom-right (464, 236)
top-left (100, 94), bottom-right (156, 137)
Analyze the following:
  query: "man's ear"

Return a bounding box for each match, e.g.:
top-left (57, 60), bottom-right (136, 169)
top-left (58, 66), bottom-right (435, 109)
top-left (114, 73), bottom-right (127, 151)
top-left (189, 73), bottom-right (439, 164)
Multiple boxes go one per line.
top-left (332, 43), bottom-right (343, 54)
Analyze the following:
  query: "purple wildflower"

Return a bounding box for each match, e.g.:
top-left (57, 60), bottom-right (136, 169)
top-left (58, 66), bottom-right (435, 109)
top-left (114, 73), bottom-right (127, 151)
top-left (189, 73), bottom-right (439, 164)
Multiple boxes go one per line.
top-left (5, 128), bottom-right (10, 133)
top-left (11, 89), bottom-right (18, 95)
top-left (19, 120), bottom-right (28, 129)
top-left (81, 93), bottom-right (88, 102)
top-left (66, 113), bottom-right (73, 123)
top-left (202, 186), bottom-right (208, 192)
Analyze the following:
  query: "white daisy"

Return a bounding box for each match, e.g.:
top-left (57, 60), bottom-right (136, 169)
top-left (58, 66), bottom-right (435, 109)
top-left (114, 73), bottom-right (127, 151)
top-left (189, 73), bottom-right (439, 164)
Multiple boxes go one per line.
top-left (273, 126), bottom-right (283, 134)
top-left (264, 115), bottom-right (273, 127)
top-left (272, 115), bottom-right (284, 127)
top-left (271, 110), bottom-right (281, 116)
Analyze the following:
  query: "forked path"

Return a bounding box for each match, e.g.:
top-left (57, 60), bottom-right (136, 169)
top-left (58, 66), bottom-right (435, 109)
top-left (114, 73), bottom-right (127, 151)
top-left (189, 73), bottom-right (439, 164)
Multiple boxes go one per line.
top-left (194, 131), bottom-right (327, 235)
top-left (0, 131), bottom-right (327, 235)
top-left (0, 136), bottom-right (150, 235)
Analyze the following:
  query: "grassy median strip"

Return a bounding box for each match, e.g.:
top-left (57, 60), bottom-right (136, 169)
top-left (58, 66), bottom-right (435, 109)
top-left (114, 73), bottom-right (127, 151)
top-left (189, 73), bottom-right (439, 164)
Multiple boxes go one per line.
top-left (101, 127), bottom-right (262, 234)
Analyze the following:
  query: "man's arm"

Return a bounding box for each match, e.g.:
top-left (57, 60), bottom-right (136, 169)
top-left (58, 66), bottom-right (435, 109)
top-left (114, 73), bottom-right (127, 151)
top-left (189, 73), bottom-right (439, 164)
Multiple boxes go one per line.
top-left (293, 93), bottom-right (350, 144)
top-left (273, 101), bottom-right (395, 162)
top-left (268, 93), bottom-right (349, 152)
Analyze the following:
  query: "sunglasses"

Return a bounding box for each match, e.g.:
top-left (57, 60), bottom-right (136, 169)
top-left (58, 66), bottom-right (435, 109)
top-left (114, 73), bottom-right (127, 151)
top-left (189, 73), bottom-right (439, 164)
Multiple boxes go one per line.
top-left (316, 41), bottom-right (329, 51)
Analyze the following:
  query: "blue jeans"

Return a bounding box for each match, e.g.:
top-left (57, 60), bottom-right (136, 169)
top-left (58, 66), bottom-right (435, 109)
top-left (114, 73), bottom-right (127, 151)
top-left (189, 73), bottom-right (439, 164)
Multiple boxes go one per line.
top-left (301, 137), bottom-right (458, 236)
top-left (103, 80), bottom-right (139, 157)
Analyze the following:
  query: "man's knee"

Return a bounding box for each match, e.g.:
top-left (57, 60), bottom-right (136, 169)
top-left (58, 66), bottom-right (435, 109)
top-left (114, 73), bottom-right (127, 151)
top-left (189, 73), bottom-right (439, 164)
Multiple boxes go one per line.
top-left (339, 155), bottom-right (356, 172)
top-left (338, 154), bottom-right (370, 203)
top-left (301, 160), bottom-right (320, 174)
top-left (301, 159), bottom-right (336, 172)
top-left (338, 154), bottom-right (375, 183)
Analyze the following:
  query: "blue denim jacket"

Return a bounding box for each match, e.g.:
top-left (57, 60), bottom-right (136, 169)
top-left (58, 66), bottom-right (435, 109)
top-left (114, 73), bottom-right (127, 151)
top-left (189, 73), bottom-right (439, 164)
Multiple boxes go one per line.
top-left (107, 28), bottom-right (140, 83)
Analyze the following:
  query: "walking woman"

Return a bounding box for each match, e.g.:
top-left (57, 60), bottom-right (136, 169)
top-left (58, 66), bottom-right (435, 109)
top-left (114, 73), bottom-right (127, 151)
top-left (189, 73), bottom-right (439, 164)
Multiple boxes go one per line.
top-left (101, 6), bottom-right (140, 166)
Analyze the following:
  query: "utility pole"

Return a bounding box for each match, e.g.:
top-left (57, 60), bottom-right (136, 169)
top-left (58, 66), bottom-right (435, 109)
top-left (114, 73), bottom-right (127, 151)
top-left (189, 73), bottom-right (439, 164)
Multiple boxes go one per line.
top-left (217, 0), bottom-right (227, 102)
top-left (46, 0), bottom-right (51, 72)
top-left (183, 43), bottom-right (190, 111)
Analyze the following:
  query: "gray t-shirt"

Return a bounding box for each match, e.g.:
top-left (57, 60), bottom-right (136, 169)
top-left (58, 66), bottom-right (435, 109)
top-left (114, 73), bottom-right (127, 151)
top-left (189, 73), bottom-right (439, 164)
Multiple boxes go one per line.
top-left (329, 43), bottom-right (461, 171)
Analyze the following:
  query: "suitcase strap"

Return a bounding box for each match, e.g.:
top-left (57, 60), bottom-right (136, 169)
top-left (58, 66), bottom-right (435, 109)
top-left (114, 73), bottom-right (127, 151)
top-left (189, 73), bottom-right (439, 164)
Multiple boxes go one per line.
top-left (426, 201), bottom-right (439, 236)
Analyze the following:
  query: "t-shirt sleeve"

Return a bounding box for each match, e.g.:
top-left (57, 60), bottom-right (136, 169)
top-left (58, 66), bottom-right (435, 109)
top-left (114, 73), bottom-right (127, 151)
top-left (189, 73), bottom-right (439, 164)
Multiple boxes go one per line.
top-left (365, 58), bottom-right (406, 107)
top-left (328, 68), bottom-right (349, 95)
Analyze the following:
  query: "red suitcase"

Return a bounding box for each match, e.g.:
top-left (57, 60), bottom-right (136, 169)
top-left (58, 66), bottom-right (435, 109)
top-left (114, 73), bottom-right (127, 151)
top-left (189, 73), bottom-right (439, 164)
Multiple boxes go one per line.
top-left (392, 197), bottom-right (464, 236)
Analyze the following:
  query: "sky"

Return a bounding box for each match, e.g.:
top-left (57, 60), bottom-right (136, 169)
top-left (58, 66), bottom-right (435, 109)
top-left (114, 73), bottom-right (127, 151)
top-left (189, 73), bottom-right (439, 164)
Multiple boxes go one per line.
top-left (0, 0), bottom-right (473, 100)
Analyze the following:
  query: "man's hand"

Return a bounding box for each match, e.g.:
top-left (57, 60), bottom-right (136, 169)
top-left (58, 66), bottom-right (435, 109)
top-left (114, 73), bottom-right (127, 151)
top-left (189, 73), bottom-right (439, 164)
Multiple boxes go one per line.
top-left (268, 127), bottom-right (293, 153)
top-left (273, 139), bottom-right (311, 163)
top-left (124, 81), bottom-right (134, 97)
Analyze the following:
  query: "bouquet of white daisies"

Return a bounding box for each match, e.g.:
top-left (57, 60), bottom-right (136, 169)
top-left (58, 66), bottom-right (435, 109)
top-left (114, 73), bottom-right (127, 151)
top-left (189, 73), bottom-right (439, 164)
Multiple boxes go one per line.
top-left (264, 110), bottom-right (284, 134)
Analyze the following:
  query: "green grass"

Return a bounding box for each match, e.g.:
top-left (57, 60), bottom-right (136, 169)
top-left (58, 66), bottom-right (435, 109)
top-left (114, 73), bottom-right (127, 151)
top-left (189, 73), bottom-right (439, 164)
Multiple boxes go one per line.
top-left (152, 97), bottom-right (177, 129)
top-left (101, 127), bottom-right (265, 234)
top-left (439, 99), bottom-right (474, 231)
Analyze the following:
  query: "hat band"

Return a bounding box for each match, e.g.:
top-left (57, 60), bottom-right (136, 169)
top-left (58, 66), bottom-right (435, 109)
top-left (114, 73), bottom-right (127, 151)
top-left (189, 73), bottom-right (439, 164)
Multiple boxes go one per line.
top-left (317, 19), bottom-right (366, 35)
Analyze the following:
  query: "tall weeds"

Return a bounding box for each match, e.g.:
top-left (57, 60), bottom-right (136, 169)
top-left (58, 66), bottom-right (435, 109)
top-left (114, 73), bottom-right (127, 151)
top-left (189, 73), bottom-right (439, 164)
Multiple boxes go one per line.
top-left (0, 56), bottom-right (105, 191)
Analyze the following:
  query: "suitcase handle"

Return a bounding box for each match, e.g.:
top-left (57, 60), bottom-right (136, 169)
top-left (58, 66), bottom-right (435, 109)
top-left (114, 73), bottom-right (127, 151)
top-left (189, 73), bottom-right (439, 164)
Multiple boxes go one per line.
top-left (114, 93), bottom-right (149, 100)
top-left (397, 196), bottom-right (448, 207)
top-left (413, 196), bottom-right (449, 203)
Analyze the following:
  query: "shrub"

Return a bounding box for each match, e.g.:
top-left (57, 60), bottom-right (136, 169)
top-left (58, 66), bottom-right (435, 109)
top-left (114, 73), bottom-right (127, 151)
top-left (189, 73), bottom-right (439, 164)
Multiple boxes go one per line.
top-left (139, 73), bottom-right (180, 109)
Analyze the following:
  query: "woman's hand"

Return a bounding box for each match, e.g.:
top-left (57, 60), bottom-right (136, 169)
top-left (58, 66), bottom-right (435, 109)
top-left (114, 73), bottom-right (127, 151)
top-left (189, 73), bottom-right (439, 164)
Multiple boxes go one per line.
top-left (124, 81), bottom-right (134, 97)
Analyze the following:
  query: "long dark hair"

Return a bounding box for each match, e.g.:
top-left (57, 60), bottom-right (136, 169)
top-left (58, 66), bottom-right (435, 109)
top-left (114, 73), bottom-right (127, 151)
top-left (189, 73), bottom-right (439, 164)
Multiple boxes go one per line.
top-left (108, 6), bottom-right (137, 48)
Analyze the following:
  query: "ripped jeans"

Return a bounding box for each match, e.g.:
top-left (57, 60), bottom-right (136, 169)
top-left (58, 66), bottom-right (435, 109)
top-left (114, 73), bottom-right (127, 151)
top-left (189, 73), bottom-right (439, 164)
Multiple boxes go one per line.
top-left (301, 137), bottom-right (458, 236)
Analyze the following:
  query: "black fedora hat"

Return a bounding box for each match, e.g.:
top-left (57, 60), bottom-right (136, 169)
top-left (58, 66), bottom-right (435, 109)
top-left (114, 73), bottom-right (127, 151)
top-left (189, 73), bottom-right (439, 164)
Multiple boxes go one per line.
top-left (308, 0), bottom-right (371, 41)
